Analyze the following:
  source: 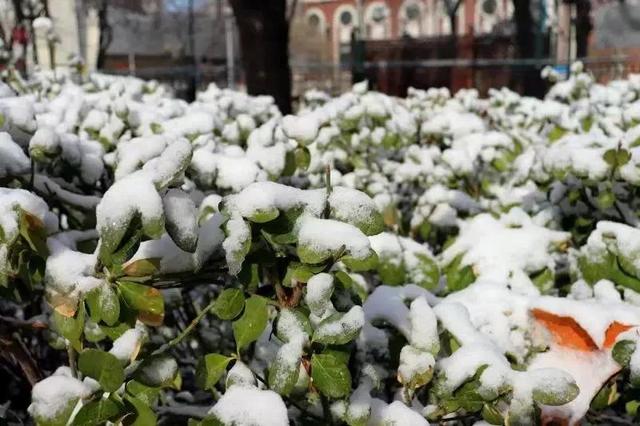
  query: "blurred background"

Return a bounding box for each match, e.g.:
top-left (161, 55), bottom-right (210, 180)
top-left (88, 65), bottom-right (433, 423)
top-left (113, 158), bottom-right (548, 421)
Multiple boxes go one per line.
top-left (0, 0), bottom-right (638, 112)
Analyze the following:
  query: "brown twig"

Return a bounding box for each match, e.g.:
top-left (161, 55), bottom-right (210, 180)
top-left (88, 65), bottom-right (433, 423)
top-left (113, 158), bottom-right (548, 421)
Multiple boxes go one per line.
top-left (0, 315), bottom-right (48, 330)
top-left (275, 282), bottom-right (303, 308)
top-left (0, 334), bottom-right (42, 385)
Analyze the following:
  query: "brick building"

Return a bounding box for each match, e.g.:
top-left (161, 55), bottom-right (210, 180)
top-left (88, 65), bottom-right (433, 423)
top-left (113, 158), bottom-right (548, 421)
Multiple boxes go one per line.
top-left (299, 0), bottom-right (515, 64)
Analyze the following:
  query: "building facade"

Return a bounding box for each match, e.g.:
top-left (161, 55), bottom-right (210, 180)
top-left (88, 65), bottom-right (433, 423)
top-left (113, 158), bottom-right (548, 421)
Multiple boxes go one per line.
top-left (299, 0), bottom-right (515, 63)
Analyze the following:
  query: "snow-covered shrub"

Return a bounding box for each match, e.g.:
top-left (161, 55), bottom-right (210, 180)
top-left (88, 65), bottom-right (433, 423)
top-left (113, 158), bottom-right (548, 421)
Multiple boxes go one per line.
top-left (4, 64), bottom-right (640, 425)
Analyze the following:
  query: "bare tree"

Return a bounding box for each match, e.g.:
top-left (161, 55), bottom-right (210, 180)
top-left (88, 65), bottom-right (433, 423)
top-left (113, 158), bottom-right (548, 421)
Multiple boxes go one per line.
top-left (443, 0), bottom-right (463, 42)
top-left (229, 0), bottom-right (293, 114)
top-left (8, 0), bottom-right (48, 70)
top-left (512, 0), bottom-right (545, 97)
top-left (95, 0), bottom-right (112, 70)
top-left (575, 0), bottom-right (592, 58)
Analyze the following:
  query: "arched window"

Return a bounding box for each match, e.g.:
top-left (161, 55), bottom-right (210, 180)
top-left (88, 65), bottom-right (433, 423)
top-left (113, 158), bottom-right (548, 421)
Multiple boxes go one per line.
top-left (340, 10), bottom-right (353, 26)
top-left (305, 9), bottom-right (326, 35)
top-left (365, 2), bottom-right (390, 39)
top-left (309, 14), bottom-right (320, 29)
top-left (333, 5), bottom-right (358, 64)
top-left (334, 6), bottom-right (357, 44)
top-left (475, 0), bottom-right (501, 33)
top-left (400, 1), bottom-right (423, 37)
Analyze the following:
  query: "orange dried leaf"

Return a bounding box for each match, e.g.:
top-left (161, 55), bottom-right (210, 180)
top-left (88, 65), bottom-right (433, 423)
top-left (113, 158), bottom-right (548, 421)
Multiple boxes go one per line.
top-left (138, 311), bottom-right (164, 327)
top-left (532, 308), bottom-right (598, 352)
top-left (603, 321), bottom-right (633, 349)
top-left (24, 212), bottom-right (44, 230)
top-left (48, 294), bottom-right (78, 317)
top-left (122, 258), bottom-right (161, 277)
top-left (541, 415), bottom-right (570, 426)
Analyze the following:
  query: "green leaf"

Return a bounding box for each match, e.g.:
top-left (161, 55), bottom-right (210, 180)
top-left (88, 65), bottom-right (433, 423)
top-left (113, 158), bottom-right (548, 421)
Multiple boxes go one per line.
top-left (78, 349), bottom-right (125, 392)
top-left (232, 295), bottom-right (269, 351)
top-left (532, 380), bottom-right (579, 406)
top-left (188, 417), bottom-right (223, 426)
top-left (323, 347), bottom-right (351, 365)
top-left (118, 280), bottom-right (164, 326)
top-left (212, 289), bottom-right (245, 320)
top-left (100, 284), bottom-right (121, 326)
top-left (196, 354), bottom-right (233, 390)
top-left (101, 322), bottom-right (133, 341)
top-left (126, 380), bottom-right (160, 406)
top-left (294, 146), bottom-right (311, 170)
top-left (491, 155), bottom-right (509, 172)
top-left (123, 258), bottom-right (161, 278)
top-left (531, 268), bottom-right (554, 294)
top-left (398, 346), bottom-right (434, 390)
top-left (282, 150), bottom-right (296, 176)
top-left (72, 398), bottom-right (124, 426)
top-left (342, 250), bottom-right (379, 272)
top-left (617, 149), bottom-right (631, 167)
top-left (247, 207), bottom-right (280, 224)
top-left (150, 122), bottom-right (163, 134)
top-left (445, 254), bottom-right (476, 292)
top-left (124, 394), bottom-right (157, 426)
top-left (311, 352), bottom-right (351, 399)
top-left (603, 148), bottom-right (631, 170)
top-left (481, 403), bottom-right (504, 425)
top-left (100, 215), bottom-right (145, 268)
top-left (418, 221), bottom-right (431, 241)
top-left (18, 209), bottom-right (48, 257)
top-left (268, 352), bottom-right (300, 396)
top-left (282, 262), bottom-right (324, 288)
top-left (32, 395), bottom-right (79, 426)
top-left (548, 126), bottom-right (567, 142)
top-left (52, 304), bottom-right (85, 351)
top-left (237, 262), bottom-right (260, 292)
top-left (378, 260), bottom-right (406, 286)
top-left (286, 309), bottom-right (314, 337)
top-left (133, 354), bottom-right (178, 388)
top-left (578, 251), bottom-right (613, 284)
top-left (583, 250), bottom-right (640, 292)
top-left (312, 310), bottom-right (363, 345)
top-left (597, 190), bottom-right (615, 210)
top-left (84, 316), bottom-right (107, 341)
top-left (590, 381), bottom-right (619, 410)
top-left (85, 289), bottom-right (101, 322)
top-left (335, 270), bottom-right (354, 288)
top-left (626, 400), bottom-right (640, 417)
top-left (441, 376), bottom-right (486, 412)
top-left (612, 340), bottom-right (636, 366)
top-left (297, 243), bottom-right (331, 265)
top-left (414, 253), bottom-right (440, 291)
top-left (87, 285), bottom-right (120, 326)
top-left (224, 217), bottom-right (252, 276)
top-left (604, 149), bottom-right (618, 167)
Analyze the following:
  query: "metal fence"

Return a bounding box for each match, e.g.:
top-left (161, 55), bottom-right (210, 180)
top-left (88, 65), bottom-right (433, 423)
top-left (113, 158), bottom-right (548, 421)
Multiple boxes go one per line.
top-left (108, 55), bottom-right (640, 102)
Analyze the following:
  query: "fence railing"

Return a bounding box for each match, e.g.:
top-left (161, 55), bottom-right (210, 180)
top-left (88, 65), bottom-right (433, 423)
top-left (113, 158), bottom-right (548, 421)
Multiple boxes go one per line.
top-left (103, 55), bottom-right (640, 101)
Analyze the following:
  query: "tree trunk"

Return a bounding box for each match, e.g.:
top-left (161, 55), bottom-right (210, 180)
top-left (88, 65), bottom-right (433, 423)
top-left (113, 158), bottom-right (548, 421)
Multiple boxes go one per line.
top-left (229, 0), bottom-right (292, 114)
top-left (575, 0), bottom-right (592, 58)
top-left (444, 0), bottom-right (461, 59)
top-left (11, 0), bottom-right (24, 22)
top-left (96, 0), bottom-right (112, 70)
top-left (512, 0), bottom-right (545, 97)
top-left (449, 12), bottom-right (458, 56)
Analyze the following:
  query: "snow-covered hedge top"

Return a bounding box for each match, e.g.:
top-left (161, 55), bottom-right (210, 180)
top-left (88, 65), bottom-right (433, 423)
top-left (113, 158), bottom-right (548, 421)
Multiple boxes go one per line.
top-left (4, 64), bottom-right (640, 426)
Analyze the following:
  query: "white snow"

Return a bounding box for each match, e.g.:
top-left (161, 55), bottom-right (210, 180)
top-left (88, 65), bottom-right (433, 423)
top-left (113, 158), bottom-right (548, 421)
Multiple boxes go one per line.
top-left (210, 386), bottom-right (288, 426)
top-left (29, 370), bottom-right (92, 422)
